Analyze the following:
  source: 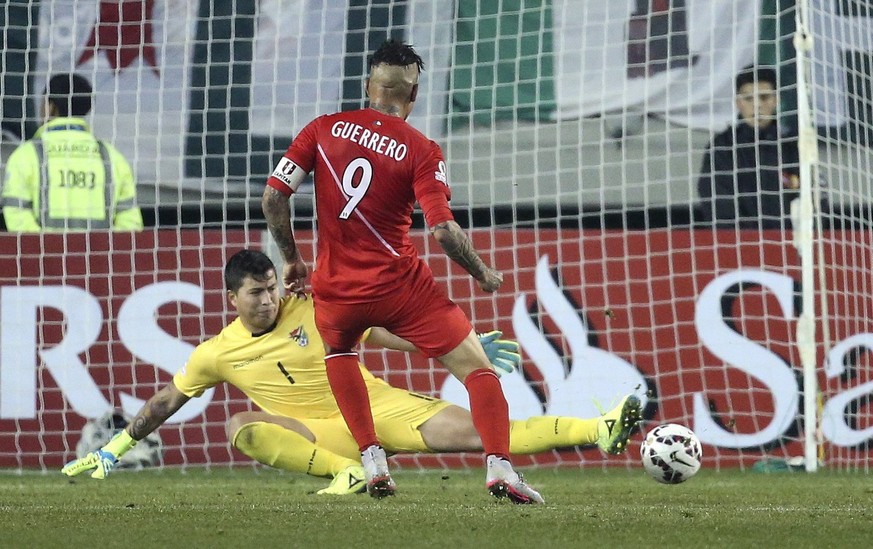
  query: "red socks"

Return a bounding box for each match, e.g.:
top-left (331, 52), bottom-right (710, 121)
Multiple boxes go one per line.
top-left (326, 359), bottom-right (511, 459)
top-left (324, 352), bottom-right (379, 452)
top-left (464, 368), bottom-right (511, 459)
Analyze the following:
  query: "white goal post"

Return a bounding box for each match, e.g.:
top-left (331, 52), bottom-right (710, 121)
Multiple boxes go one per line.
top-left (0, 0), bottom-right (871, 473)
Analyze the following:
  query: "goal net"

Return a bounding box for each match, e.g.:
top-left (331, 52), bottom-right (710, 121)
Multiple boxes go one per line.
top-left (804, 0), bottom-right (873, 472)
top-left (1, 0), bottom-right (871, 473)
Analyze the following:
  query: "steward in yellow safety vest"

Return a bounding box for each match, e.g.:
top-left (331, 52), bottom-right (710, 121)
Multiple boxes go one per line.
top-left (1, 73), bottom-right (143, 232)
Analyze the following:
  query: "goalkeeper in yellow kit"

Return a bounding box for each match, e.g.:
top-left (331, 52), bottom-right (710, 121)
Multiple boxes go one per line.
top-left (62, 249), bottom-right (641, 494)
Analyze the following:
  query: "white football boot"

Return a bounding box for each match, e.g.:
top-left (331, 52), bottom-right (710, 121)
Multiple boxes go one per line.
top-left (486, 455), bottom-right (544, 504)
top-left (361, 445), bottom-right (396, 499)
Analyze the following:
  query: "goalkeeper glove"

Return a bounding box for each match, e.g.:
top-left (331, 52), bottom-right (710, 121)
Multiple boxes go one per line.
top-left (478, 330), bottom-right (521, 376)
top-left (61, 430), bottom-right (137, 479)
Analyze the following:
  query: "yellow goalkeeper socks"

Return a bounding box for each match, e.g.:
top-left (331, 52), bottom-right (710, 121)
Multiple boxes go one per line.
top-left (232, 421), bottom-right (358, 477)
top-left (509, 416), bottom-right (598, 454)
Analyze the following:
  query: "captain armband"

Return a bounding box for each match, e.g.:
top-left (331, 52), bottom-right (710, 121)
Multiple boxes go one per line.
top-left (270, 157), bottom-right (307, 193)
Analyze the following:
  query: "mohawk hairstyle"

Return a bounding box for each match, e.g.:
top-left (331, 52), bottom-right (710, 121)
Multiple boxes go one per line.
top-left (368, 39), bottom-right (425, 72)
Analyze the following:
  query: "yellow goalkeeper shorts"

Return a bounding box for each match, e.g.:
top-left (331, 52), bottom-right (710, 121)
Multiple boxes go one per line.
top-left (298, 377), bottom-right (451, 461)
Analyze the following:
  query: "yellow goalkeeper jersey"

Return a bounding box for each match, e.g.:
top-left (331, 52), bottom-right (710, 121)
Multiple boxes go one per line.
top-left (173, 294), bottom-right (376, 418)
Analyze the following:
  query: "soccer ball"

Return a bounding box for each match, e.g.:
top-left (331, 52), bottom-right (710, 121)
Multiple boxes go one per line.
top-left (76, 410), bottom-right (163, 469)
top-left (640, 423), bottom-right (702, 484)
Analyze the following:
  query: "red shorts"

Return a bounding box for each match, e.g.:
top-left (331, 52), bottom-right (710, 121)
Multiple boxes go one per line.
top-left (314, 272), bottom-right (472, 358)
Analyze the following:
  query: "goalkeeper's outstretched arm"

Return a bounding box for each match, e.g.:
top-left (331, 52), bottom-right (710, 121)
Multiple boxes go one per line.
top-left (61, 382), bottom-right (190, 479)
top-left (366, 328), bottom-right (521, 377)
top-left (125, 382), bottom-right (191, 440)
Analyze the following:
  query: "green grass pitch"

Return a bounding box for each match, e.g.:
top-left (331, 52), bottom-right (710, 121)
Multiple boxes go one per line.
top-left (1, 467), bottom-right (871, 548)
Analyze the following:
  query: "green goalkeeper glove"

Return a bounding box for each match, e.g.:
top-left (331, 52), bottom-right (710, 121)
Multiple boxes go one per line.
top-left (61, 430), bottom-right (137, 479)
top-left (478, 330), bottom-right (521, 376)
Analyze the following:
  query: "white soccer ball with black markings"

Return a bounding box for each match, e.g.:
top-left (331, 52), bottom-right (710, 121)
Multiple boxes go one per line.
top-left (640, 423), bottom-right (702, 484)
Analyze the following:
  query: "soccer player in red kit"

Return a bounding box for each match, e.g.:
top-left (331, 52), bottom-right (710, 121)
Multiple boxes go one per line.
top-left (262, 40), bottom-right (543, 504)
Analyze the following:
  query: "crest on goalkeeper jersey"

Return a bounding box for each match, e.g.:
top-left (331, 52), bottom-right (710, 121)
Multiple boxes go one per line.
top-left (289, 325), bottom-right (309, 347)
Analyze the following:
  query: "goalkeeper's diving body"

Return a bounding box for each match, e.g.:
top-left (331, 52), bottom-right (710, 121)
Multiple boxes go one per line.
top-left (62, 249), bottom-right (642, 496)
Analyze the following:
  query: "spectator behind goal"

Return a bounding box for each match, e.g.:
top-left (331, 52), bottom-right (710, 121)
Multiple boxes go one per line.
top-left (696, 66), bottom-right (799, 229)
top-left (1, 73), bottom-right (143, 232)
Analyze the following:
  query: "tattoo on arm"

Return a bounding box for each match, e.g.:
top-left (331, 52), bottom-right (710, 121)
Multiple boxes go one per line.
top-left (127, 385), bottom-right (189, 440)
top-left (262, 188), bottom-right (299, 261)
top-left (432, 221), bottom-right (486, 279)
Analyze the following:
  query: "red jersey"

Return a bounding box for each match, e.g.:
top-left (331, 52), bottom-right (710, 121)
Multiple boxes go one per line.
top-left (266, 108), bottom-right (454, 302)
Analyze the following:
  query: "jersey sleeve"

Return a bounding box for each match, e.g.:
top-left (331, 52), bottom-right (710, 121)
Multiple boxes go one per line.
top-left (172, 343), bottom-right (222, 398)
top-left (266, 118), bottom-right (319, 197)
top-left (412, 140), bottom-right (454, 227)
